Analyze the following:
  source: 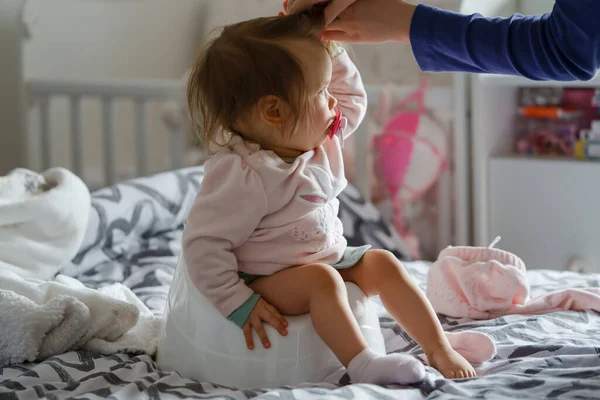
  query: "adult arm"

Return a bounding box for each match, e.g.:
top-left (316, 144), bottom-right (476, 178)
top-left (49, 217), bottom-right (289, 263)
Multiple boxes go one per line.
top-left (410, 0), bottom-right (600, 81)
top-left (323, 0), bottom-right (599, 81)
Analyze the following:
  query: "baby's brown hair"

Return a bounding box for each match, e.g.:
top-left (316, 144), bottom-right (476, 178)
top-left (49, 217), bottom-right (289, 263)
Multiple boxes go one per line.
top-left (187, 9), bottom-right (332, 149)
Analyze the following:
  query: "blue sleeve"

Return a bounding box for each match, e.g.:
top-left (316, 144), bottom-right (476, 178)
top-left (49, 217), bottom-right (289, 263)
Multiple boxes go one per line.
top-left (410, 1), bottom-right (600, 81)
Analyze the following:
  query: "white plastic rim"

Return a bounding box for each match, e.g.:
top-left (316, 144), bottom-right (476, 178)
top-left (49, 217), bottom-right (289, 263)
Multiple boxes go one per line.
top-left (156, 256), bottom-right (386, 388)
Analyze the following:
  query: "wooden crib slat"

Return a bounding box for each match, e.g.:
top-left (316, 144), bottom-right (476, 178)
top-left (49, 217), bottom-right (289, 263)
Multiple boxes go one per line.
top-left (102, 97), bottom-right (116, 185)
top-left (39, 97), bottom-right (51, 170)
top-left (70, 95), bottom-right (84, 178)
top-left (135, 100), bottom-right (148, 177)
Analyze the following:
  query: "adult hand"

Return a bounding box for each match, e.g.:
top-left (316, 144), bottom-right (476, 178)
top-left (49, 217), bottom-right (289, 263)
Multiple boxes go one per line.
top-left (323, 0), bottom-right (356, 25)
top-left (323, 0), bottom-right (416, 44)
top-left (285, 0), bottom-right (356, 25)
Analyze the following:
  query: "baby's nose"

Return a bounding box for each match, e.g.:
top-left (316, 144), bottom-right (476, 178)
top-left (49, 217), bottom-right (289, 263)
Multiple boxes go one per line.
top-left (329, 95), bottom-right (337, 110)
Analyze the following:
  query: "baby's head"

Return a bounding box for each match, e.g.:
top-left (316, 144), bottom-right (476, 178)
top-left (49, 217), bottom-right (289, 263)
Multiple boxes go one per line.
top-left (188, 10), bottom-right (339, 158)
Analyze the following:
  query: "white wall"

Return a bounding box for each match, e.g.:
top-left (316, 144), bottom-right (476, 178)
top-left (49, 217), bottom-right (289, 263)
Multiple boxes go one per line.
top-left (25, 0), bottom-right (463, 83)
top-left (24, 0), bottom-right (209, 80)
top-left (24, 0), bottom-right (210, 186)
top-left (518, 0), bottom-right (554, 15)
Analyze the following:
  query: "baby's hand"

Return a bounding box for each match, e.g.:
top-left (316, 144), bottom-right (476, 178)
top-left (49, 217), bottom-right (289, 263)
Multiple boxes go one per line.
top-left (243, 298), bottom-right (288, 350)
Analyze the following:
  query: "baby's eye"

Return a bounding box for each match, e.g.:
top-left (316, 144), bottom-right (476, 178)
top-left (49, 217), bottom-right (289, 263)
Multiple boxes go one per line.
top-left (319, 88), bottom-right (327, 96)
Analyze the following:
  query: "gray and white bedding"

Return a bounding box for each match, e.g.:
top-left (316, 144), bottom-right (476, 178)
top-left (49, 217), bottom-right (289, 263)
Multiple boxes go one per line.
top-left (1, 167), bottom-right (599, 399)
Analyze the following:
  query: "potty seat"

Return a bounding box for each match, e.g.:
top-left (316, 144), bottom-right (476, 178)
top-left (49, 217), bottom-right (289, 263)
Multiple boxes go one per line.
top-left (156, 256), bottom-right (386, 388)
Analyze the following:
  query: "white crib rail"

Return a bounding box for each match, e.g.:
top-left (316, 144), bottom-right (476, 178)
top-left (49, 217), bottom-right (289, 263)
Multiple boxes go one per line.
top-left (26, 79), bottom-right (382, 192)
top-left (28, 77), bottom-right (185, 186)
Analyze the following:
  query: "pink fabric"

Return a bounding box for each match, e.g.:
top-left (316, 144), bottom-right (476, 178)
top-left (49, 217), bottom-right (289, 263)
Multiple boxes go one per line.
top-left (182, 50), bottom-right (367, 318)
top-left (444, 331), bottom-right (496, 365)
top-left (427, 244), bottom-right (600, 319)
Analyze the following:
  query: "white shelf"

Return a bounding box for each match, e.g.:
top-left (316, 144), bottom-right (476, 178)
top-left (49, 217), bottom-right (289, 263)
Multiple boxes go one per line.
top-left (489, 156), bottom-right (600, 271)
top-left (476, 73), bottom-right (600, 88)
top-left (470, 72), bottom-right (600, 248)
top-left (491, 154), bottom-right (600, 165)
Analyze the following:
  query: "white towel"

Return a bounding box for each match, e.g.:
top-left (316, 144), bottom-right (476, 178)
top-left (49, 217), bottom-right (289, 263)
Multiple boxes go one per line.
top-left (0, 270), bottom-right (163, 366)
top-left (0, 288), bottom-right (89, 365)
top-left (0, 168), bottom-right (163, 366)
top-left (83, 280), bottom-right (164, 357)
top-left (0, 168), bottom-right (90, 281)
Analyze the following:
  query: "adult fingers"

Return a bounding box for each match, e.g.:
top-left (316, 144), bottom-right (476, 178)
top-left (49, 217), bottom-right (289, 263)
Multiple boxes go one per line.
top-left (287, 0), bottom-right (314, 15)
top-left (321, 30), bottom-right (356, 42)
top-left (324, 0), bottom-right (356, 26)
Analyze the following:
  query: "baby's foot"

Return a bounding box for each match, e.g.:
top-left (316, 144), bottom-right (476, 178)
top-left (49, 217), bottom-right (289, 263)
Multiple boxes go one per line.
top-left (347, 348), bottom-right (426, 385)
top-left (427, 345), bottom-right (476, 379)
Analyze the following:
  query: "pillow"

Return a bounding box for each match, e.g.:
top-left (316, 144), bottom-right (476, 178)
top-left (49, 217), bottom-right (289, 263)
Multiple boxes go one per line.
top-left (338, 183), bottom-right (412, 261)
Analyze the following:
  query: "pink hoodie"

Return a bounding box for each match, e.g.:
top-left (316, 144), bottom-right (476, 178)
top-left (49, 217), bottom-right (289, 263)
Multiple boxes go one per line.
top-left (182, 49), bottom-right (367, 318)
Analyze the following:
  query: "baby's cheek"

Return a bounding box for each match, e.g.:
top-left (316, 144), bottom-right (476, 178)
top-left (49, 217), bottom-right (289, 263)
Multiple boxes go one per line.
top-left (317, 107), bottom-right (330, 125)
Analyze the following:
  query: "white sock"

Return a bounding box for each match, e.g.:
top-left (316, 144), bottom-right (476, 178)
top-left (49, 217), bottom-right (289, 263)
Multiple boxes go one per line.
top-left (347, 348), bottom-right (426, 385)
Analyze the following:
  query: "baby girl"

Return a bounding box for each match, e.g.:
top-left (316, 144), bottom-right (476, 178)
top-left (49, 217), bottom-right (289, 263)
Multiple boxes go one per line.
top-left (182, 7), bottom-right (475, 384)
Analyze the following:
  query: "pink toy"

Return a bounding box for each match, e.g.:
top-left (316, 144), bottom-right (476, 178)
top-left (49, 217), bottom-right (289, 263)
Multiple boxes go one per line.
top-left (372, 80), bottom-right (448, 258)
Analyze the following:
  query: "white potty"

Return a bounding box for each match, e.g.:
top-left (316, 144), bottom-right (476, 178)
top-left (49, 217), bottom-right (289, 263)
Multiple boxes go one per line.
top-left (156, 256), bottom-right (386, 388)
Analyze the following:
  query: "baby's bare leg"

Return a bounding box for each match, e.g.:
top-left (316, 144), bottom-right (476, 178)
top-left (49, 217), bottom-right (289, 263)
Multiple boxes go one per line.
top-left (339, 249), bottom-right (476, 379)
top-left (250, 263), bottom-right (425, 384)
top-left (249, 263), bottom-right (368, 366)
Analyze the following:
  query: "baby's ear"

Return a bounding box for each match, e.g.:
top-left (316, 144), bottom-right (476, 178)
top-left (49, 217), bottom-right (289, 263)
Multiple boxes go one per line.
top-left (257, 95), bottom-right (285, 127)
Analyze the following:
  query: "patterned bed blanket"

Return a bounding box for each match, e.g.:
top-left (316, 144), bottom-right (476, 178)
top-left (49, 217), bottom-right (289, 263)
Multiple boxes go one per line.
top-left (1, 167), bottom-right (600, 400)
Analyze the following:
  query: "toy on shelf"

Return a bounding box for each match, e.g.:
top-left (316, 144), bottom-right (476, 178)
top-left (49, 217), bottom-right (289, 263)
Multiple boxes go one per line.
top-left (519, 87), bottom-right (563, 107)
top-left (571, 88), bottom-right (600, 161)
top-left (593, 89), bottom-right (600, 109)
top-left (513, 87), bottom-right (600, 158)
top-left (371, 79), bottom-right (448, 259)
top-left (575, 117), bottom-right (600, 160)
top-left (515, 116), bottom-right (581, 156)
top-left (562, 88), bottom-right (600, 129)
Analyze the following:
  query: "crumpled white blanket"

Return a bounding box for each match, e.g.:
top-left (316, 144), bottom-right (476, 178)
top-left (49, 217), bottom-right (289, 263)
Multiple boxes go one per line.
top-left (0, 168), bottom-right (163, 366)
top-left (0, 168), bottom-right (90, 281)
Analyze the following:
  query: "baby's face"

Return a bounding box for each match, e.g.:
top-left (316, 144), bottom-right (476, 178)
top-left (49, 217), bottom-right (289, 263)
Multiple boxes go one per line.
top-left (287, 40), bottom-right (338, 152)
top-left (288, 42), bottom-right (337, 151)
top-left (259, 40), bottom-right (337, 158)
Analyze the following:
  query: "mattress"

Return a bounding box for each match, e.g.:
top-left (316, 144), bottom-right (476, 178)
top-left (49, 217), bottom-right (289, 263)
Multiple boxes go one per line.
top-left (1, 167), bottom-right (599, 399)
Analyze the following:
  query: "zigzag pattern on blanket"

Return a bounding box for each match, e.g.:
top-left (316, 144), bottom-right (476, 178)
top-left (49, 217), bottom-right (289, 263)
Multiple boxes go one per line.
top-left (3, 271), bottom-right (600, 399)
